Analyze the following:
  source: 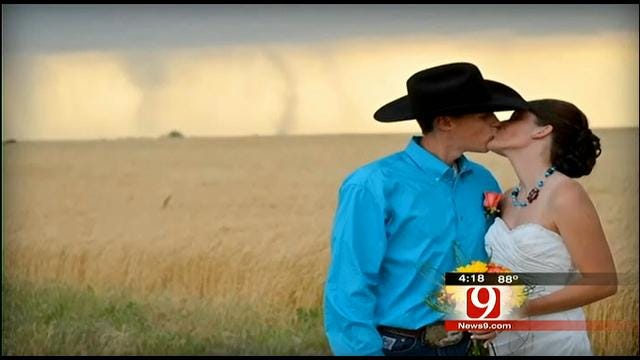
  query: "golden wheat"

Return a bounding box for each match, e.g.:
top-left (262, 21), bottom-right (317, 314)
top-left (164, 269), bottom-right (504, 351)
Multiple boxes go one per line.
top-left (3, 130), bottom-right (638, 354)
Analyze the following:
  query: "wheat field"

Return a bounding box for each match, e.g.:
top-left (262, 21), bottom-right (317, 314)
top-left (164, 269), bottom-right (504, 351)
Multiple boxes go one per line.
top-left (2, 129), bottom-right (638, 355)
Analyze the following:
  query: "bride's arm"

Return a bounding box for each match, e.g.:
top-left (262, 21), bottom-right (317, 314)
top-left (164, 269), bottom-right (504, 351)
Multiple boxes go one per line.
top-left (520, 180), bottom-right (617, 317)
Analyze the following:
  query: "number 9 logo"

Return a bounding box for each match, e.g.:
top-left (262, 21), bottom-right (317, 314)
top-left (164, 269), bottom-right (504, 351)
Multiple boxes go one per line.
top-left (466, 287), bottom-right (501, 319)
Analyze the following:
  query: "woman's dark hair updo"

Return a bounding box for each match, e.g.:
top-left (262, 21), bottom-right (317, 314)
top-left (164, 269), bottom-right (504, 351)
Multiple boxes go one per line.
top-left (529, 99), bottom-right (601, 178)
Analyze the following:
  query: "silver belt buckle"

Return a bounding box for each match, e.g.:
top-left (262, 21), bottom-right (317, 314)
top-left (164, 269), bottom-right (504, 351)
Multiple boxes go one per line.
top-left (423, 324), bottom-right (464, 347)
top-left (436, 331), bottom-right (464, 347)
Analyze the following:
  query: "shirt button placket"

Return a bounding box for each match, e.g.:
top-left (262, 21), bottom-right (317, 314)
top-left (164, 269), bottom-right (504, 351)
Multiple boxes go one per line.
top-left (450, 189), bottom-right (461, 238)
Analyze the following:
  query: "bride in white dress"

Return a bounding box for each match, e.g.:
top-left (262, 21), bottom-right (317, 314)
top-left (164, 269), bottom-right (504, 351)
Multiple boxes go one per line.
top-left (482, 99), bottom-right (618, 356)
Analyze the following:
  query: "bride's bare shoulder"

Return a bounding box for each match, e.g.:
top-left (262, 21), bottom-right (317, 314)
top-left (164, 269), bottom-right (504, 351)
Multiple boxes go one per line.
top-left (549, 174), bottom-right (593, 210)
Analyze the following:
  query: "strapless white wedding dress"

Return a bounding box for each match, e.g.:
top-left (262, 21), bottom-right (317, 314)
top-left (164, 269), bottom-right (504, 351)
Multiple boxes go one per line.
top-left (484, 217), bottom-right (593, 356)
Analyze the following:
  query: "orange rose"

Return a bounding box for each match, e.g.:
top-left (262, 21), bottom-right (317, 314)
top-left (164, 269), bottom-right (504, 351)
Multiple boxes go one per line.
top-left (483, 191), bottom-right (502, 217)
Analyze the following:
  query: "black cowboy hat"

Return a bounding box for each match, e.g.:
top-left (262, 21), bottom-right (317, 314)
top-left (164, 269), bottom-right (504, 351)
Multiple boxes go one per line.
top-left (374, 62), bottom-right (531, 122)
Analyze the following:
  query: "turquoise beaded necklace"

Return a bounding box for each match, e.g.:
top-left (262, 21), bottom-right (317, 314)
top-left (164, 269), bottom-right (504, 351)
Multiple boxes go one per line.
top-left (511, 166), bottom-right (556, 207)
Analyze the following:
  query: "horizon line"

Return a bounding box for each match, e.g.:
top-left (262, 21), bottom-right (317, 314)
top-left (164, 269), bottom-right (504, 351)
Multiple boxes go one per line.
top-left (3, 127), bottom-right (639, 143)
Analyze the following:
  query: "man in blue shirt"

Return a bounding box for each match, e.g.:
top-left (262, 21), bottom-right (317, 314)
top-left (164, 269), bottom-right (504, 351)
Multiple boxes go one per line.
top-left (323, 63), bottom-right (531, 356)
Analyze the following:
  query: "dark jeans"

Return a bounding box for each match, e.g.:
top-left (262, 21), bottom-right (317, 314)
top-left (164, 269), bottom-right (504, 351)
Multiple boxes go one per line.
top-left (379, 328), bottom-right (471, 356)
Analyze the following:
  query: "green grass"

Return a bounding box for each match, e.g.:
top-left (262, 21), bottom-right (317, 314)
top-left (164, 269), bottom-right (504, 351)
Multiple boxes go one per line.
top-left (5, 279), bottom-right (636, 355)
top-left (2, 280), bottom-right (330, 355)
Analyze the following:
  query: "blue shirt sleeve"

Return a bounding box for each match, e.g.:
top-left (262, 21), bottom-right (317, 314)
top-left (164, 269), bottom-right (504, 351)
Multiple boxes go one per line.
top-left (324, 183), bottom-right (387, 356)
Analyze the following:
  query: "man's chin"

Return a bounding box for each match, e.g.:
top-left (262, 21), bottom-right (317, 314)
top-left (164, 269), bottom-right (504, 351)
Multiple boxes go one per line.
top-left (486, 139), bottom-right (498, 152)
top-left (465, 138), bottom-right (495, 153)
top-left (474, 140), bottom-right (494, 153)
top-left (467, 147), bottom-right (490, 154)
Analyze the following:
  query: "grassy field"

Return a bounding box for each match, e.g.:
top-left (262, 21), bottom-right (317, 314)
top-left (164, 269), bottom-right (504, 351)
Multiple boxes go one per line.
top-left (3, 278), bottom-right (637, 356)
top-left (2, 279), bottom-right (329, 356)
top-left (2, 130), bottom-right (638, 355)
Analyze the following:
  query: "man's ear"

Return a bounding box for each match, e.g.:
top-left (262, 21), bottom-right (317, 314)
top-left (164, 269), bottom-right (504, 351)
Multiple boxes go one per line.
top-left (433, 116), bottom-right (455, 132)
top-left (531, 124), bottom-right (553, 139)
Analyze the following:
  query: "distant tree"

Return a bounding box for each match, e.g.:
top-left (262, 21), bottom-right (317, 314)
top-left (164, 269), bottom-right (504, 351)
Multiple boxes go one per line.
top-left (3, 139), bottom-right (17, 145)
top-left (166, 130), bottom-right (184, 139)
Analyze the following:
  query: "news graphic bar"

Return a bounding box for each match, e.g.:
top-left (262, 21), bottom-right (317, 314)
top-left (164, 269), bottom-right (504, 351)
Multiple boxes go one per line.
top-left (445, 272), bottom-right (623, 286)
top-left (445, 320), bottom-right (638, 332)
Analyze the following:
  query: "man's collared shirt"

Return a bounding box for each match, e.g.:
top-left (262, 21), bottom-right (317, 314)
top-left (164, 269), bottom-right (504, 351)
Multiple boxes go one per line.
top-left (323, 136), bottom-right (501, 356)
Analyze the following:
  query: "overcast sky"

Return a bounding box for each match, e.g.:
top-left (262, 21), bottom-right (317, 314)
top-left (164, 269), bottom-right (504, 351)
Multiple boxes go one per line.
top-left (3, 4), bottom-right (638, 53)
top-left (2, 4), bottom-right (638, 140)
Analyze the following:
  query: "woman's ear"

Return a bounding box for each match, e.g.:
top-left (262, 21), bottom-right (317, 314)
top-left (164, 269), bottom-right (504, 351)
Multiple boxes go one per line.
top-left (531, 124), bottom-right (553, 139)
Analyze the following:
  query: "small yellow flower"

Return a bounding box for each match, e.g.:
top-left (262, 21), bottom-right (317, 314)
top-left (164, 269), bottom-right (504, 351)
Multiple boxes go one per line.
top-left (508, 284), bottom-right (528, 308)
top-left (454, 260), bottom-right (488, 273)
